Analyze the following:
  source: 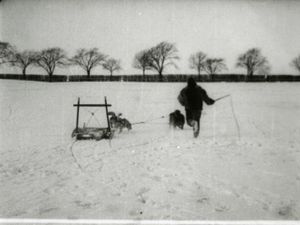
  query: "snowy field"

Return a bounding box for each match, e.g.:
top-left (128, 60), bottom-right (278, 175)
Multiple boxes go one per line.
top-left (0, 80), bottom-right (300, 220)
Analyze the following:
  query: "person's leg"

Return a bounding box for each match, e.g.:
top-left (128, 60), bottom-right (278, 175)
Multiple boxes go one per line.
top-left (185, 109), bottom-right (194, 127)
top-left (193, 110), bottom-right (202, 138)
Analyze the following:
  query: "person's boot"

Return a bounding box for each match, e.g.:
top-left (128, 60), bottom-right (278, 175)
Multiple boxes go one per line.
top-left (193, 121), bottom-right (199, 138)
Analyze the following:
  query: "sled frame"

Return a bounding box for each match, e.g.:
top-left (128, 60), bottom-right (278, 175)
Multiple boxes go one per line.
top-left (73, 97), bottom-right (112, 139)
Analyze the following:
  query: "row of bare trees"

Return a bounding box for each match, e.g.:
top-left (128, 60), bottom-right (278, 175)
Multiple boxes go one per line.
top-left (187, 48), bottom-right (273, 77)
top-left (189, 52), bottom-right (227, 76)
top-left (0, 42), bottom-right (121, 79)
top-left (133, 42), bottom-right (179, 81)
top-left (133, 43), bottom-right (300, 78)
top-left (1, 41), bottom-right (300, 80)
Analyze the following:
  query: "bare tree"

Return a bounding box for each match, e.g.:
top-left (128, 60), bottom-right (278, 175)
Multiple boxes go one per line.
top-left (147, 41), bottom-right (179, 81)
top-left (70, 48), bottom-right (107, 77)
top-left (35, 48), bottom-right (67, 81)
top-left (204, 58), bottom-right (227, 76)
top-left (102, 58), bottom-right (121, 78)
top-left (133, 49), bottom-right (151, 77)
top-left (290, 55), bottom-right (300, 74)
top-left (236, 48), bottom-right (269, 76)
top-left (0, 42), bottom-right (14, 64)
top-left (189, 51), bottom-right (207, 76)
top-left (8, 50), bottom-right (37, 77)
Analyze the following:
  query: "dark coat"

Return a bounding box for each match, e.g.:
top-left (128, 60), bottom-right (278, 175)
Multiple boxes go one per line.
top-left (178, 85), bottom-right (214, 110)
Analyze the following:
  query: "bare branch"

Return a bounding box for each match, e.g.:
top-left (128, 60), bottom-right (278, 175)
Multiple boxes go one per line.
top-left (70, 48), bottom-right (107, 76)
top-left (35, 47), bottom-right (67, 77)
top-left (102, 58), bottom-right (121, 76)
top-left (290, 55), bottom-right (300, 74)
top-left (133, 49), bottom-right (152, 76)
top-left (236, 48), bottom-right (270, 76)
top-left (8, 50), bottom-right (37, 76)
top-left (204, 58), bottom-right (227, 76)
top-left (189, 51), bottom-right (207, 76)
top-left (0, 42), bottom-right (14, 64)
top-left (147, 41), bottom-right (180, 79)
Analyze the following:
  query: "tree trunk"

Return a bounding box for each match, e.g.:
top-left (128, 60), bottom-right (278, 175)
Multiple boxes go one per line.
top-left (110, 71), bottom-right (113, 81)
top-left (197, 68), bottom-right (201, 82)
top-left (49, 72), bottom-right (53, 82)
top-left (197, 67), bottom-right (201, 76)
top-left (247, 69), bottom-right (253, 82)
top-left (210, 73), bottom-right (214, 82)
top-left (158, 69), bottom-right (163, 82)
top-left (22, 67), bottom-right (26, 79)
top-left (142, 69), bottom-right (145, 81)
top-left (198, 74), bottom-right (201, 82)
top-left (87, 69), bottom-right (91, 78)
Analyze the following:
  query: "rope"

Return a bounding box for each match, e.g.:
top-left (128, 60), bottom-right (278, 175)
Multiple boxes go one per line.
top-left (85, 114), bottom-right (94, 127)
top-left (213, 94), bottom-right (241, 141)
top-left (131, 115), bottom-right (166, 125)
top-left (84, 108), bottom-right (102, 127)
top-left (86, 108), bottom-right (100, 115)
top-left (93, 116), bottom-right (102, 127)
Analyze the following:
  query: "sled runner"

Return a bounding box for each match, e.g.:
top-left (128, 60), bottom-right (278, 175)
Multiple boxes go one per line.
top-left (71, 97), bottom-right (113, 140)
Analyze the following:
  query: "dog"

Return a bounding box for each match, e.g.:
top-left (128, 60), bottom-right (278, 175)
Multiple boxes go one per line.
top-left (169, 110), bottom-right (185, 129)
top-left (108, 112), bottom-right (132, 133)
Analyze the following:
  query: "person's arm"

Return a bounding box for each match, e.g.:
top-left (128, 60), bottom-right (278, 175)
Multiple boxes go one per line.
top-left (202, 89), bottom-right (215, 105)
top-left (177, 89), bottom-right (186, 106)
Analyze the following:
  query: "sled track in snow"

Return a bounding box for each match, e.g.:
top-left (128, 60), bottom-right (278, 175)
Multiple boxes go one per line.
top-left (69, 140), bottom-right (84, 172)
top-left (229, 96), bottom-right (241, 141)
top-left (68, 139), bottom-right (120, 193)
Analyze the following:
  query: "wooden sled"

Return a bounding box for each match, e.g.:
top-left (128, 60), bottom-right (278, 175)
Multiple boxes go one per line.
top-left (71, 127), bottom-right (113, 140)
top-left (72, 97), bottom-right (113, 141)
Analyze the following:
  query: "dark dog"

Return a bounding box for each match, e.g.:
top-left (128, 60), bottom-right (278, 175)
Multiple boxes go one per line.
top-left (169, 110), bottom-right (185, 129)
top-left (108, 112), bottom-right (132, 133)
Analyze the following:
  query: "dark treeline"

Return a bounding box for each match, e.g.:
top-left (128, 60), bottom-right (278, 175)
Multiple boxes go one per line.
top-left (1, 73), bottom-right (300, 82)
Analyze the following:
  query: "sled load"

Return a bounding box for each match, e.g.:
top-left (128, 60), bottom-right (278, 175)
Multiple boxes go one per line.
top-left (71, 97), bottom-right (114, 140)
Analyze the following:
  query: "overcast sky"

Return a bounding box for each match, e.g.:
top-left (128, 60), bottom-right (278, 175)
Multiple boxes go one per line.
top-left (1, 0), bottom-right (300, 75)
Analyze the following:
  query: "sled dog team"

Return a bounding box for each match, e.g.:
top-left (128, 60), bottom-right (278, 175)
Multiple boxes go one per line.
top-left (108, 77), bottom-right (215, 138)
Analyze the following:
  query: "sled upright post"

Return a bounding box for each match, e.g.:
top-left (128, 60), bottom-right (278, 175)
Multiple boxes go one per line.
top-left (76, 97), bottom-right (80, 132)
top-left (104, 96), bottom-right (111, 132)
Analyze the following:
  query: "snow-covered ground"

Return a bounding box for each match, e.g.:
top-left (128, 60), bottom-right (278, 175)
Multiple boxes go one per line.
top-left (0, 80), bottom-right (300, 220)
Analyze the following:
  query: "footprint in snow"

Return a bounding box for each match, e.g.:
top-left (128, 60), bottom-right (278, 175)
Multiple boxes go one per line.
top-left (168, 188), bottom-right (177, 194)
top-left (277, 203), bottom-right (297, 219)
top-left (151, 175), bottom-right (161, 182)
top-left (137, 187), bottom-right (150, 196)
top-left (215, 204), bottom-right (230, 212)
top-left (129, 209), bottom-right (143, 217)
top-left (177, 182), bottom-right (184, 187)
top-left (197, 197), bottom-right (209, 204)
top-left (74, 200), bottom-right (92, 208)
top-left (136, 187), bottom-right (151, 204)
top-left (38, 207), bottom-right (58, 215)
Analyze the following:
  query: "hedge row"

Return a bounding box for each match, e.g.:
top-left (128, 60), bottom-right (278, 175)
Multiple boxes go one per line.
top-left (0, 74), bottom-right (67, 82)
top-left (0, 74), bottom-right (300, 82)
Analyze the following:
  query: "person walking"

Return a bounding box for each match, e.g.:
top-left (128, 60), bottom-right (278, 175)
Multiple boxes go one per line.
top-left (178, 77), bottom-right (215, 137)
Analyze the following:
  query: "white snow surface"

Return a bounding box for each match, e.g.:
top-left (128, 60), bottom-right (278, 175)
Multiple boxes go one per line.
top-left (0, 80), bottom-right (300, 220)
